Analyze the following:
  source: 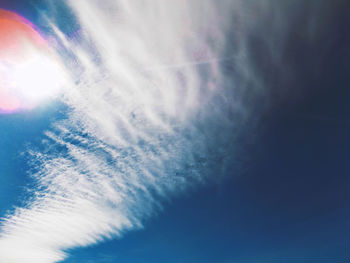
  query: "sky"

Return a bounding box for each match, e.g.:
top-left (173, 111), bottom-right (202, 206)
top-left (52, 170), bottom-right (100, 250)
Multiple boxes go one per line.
top-left (0, 0), bottom-right (350, 262)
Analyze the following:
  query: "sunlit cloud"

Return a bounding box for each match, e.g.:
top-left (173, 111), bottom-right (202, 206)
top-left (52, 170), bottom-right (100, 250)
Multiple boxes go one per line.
top-left (0, 0), bottom-right (263, 262)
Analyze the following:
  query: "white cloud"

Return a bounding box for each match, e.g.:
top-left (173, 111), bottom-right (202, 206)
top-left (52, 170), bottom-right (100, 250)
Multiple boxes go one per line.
top-left (0, 0), bottom-right (255, 262)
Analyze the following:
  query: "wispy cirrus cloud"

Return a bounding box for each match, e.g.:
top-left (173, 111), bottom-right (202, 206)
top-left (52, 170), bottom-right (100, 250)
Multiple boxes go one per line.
top-left (0, 0), bottom-right (291, 262)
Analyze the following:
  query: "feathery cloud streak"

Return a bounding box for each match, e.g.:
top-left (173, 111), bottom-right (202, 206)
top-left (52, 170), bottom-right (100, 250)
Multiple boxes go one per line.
top-left (0, 1), bottom-right (267, 262)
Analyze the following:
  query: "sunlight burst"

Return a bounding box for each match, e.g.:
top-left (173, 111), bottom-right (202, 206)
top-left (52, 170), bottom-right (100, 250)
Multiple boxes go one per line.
top-left (0, 9), bottom-right (65, 113)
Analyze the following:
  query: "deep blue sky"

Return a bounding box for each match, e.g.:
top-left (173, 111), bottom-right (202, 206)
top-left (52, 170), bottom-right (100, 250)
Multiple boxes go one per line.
top-left (63, 73), bottom-right (350, 262)
top-left (0, 106), bottom-right (59, 214)
top-left (1, 0), bottom-right (350, 262)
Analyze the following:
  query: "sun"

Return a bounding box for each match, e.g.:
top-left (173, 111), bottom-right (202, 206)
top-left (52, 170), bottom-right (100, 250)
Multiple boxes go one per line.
top-left (0, 9), bottom-right (65, 113)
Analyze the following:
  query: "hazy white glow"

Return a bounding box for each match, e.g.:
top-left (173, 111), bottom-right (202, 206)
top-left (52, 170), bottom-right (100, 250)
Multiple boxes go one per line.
top-left (13, 56), bottom-right (63, 101)
top-left (0, 51), bottom-right (65, 109)
top-left (0, 9), bottom-right (66, 112)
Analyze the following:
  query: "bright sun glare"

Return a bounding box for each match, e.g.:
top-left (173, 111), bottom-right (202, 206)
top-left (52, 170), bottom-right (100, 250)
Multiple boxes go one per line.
top-left (0, 9), bottom-right (65, 113)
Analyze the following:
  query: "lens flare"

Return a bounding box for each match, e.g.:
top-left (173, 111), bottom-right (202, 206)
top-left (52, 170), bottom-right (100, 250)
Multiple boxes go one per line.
top-left (0, 9), bottom-right (64, 113)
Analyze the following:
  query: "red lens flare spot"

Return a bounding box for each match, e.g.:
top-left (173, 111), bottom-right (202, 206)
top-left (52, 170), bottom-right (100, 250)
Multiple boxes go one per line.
top-left (0, 9), bottom-right (64, 113)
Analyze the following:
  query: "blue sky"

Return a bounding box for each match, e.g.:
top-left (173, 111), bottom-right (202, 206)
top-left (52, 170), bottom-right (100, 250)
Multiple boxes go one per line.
top-left (0, 0), bottom-right (350, 262)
